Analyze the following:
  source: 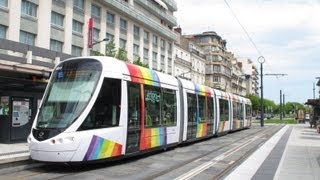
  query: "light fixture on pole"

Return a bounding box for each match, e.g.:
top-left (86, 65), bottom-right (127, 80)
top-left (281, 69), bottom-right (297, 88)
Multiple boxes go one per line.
top-left (92, 38), bottom-right (109, 46)
top-left (258, 56), bottom-right (265, 127)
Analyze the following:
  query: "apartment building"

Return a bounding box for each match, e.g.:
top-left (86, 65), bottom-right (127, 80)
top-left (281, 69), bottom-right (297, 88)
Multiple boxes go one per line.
top-left (174, 29), bottom-right (205, 84)
top-left (0, 0), bottom-right (177, 142)
top-left (187, 31), bottom-right (232, 91)
top-left (238, 58), bottom-right (259, 95)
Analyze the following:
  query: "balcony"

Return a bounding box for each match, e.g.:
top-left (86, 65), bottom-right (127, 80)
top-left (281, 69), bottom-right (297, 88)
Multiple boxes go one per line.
top-left (101, 0), bottom-right (177, 40)
top-left (161, 0), bottom-right (177, 11)
top-left (175, 56), bottom-right (192, 67)
top-left (135, 0), bottom-right (177, 27)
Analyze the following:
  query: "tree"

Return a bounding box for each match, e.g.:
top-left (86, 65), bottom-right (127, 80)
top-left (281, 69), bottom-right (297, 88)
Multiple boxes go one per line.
top-left (90, 50), bottom-right (104, 56)
top-left (246, 94), bottom-right (277, 115)
top-left (246, 94), bottom-right (260, 112)
top-left (105, 40), bottom-right (116, 57)
top-left (133, 57), bottom-right (149, 68)
top-left (115, 48), bottom-right (128, 61)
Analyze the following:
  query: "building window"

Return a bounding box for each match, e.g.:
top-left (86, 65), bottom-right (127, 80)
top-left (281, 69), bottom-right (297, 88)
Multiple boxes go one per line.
top-left (91, 4), bottom-right (101, 18)
top-left (160, 39), bottom-right (165, 50)
top-left (168, 42), bottom-right (172, 53)
top-left (50, 39), bottom-right (63, 52)
top-left (143, 48), bottom-right (149, 59)
top-left (133, 44), bottom-right (139, 56)
top-left (144, 31), bottom-right (149, 43)
top-left (213, 76), bottom-right (220, 82)
top-left (0, 25), bottom-right (6, 39)
top-left (168, 58), bottom-right (172, 73)
top-left (0, 0), bottom-right (8, 7)
top-left (72, 20), bottom-right (83, 34)
top-left (51, 11), bottom-right (64, 27)
top-left (71, 45), bottom-right (82, 56)
top-left (161, 55), bottom-right (165, 70)
top-left (21, 0), bottom-right (37, 17)
top-left (53, 0), bottom-right (65, 7)
top-left (106, 33), bottom-right (114, 41)
top-left (20, 31), bottom-right (35, 45)
top-left (120, 18), bottom-right (127, 34)
top-left (73, 0), bottom-right (84, 10)
top-left (153, 35), bottom-right (158, 47)
top-left (106, 12), bottom-right (115, 27)
top-left (152, 52), bottom-right (157, 69)
top-left (213, 65), bottom-right (221, 72)
top-left (133, 25), bottom-right (140, 39)
top-left (119, 38), bottom-right (126, 49)
top-left (93, 28), bottom-right (100, 40)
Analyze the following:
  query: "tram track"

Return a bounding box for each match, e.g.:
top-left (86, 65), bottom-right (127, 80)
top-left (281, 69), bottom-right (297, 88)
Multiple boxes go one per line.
top-left (143, 125), bottom-right (284, 180)
top-left (0, 125), bottom-right (284, 180)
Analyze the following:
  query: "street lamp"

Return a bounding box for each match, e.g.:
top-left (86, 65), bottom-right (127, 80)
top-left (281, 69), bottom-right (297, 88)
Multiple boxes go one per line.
top-left (92, 38), bottom-right (109, 46)
top-left (176, 69), bottom-right (192, 80)
top-left (258, 56), bottom-right (265, 127)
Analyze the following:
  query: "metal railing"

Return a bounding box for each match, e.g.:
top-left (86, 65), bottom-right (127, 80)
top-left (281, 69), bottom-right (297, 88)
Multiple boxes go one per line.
top-left (102, 0), bottom-right (177, 40)
top-left (135, 0), bottom-right (177, 26)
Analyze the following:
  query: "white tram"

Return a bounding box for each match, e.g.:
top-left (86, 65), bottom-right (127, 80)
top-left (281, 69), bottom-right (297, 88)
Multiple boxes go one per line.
top-left (28, 56), bottom-right (252, 163)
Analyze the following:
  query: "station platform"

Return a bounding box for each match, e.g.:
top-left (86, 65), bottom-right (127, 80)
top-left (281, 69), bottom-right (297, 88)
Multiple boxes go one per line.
top-left (0, 123), bottom-right (319, 179)
top-left (225, 122), bottom-right (320, 180)
top-left (0, 142), bottom-right (29, 165)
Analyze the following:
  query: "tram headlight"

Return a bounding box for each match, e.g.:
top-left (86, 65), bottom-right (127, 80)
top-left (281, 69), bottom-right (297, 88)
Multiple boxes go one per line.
top-left (50, 136), bottom-right (75, 145)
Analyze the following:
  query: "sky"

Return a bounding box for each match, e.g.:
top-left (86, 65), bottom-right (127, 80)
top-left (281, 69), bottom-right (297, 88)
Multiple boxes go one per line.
top-left (174, 0), bottom-right (320, 104)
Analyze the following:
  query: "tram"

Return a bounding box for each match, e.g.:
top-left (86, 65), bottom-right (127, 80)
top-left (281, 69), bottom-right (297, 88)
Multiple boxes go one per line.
top-left (28, 56), bottom-right (252, 163)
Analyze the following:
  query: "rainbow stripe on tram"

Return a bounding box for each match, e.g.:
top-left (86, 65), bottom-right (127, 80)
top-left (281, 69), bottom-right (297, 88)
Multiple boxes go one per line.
top-left (194, 83), bottom-right (212, 96)
top-left (196, 123), bottom-right (208, 138)
top-left (140, 127), bottom-right (167, 150)
top-left (83, 135), bottom-right (122, 161)
top-left (126, 64), bottom-right (160, 86)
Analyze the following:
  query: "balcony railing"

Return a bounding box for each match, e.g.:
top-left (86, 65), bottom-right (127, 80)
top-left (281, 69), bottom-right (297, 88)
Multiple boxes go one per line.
top-left (102, 0), bottom-right (177, 40)
top-left (135, 0), bottom-right (177, 26)
top-left (161, 0), bottom-right (177, 11)
top-left (175, 56), bottom-right (192, 67)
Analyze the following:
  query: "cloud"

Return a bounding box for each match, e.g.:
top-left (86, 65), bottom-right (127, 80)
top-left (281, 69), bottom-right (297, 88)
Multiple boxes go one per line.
top-left (175, 0), bottom-right (320, 103)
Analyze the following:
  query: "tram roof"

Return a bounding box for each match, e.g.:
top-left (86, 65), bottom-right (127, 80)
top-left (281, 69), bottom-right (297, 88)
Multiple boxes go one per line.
top-left (179, 78), bottom-right (214, 96)
top-left (82, 56), bottom-right (179, 88)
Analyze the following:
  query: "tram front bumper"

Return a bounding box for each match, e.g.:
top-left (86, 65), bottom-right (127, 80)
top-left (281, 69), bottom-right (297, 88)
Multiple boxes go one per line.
top-left (30, 149), bottom-right (76, 162)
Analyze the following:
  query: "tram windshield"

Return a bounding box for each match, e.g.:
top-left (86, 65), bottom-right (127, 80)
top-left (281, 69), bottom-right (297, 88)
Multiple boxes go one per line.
top-left (36, 59), bottom-right (102, 129)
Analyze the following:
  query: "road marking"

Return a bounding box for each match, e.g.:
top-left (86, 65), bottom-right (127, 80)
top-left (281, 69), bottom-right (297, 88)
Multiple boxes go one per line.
top-left (174, 135), bottom-right (260, 180)
top-left (224, 125), bottom-right (289, 180)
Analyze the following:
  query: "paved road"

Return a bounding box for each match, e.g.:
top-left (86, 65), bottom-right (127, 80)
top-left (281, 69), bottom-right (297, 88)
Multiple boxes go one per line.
top-left (0, 124), bottom-right (282, 180)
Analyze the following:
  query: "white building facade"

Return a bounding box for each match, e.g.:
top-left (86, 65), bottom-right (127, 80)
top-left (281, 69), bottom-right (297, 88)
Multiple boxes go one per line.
top-left (0, 0), bottom-right (177, 74)
top-left (174, 30), bottom-right (206, 84)
top-left (238, 58), bottom-right (259, 96)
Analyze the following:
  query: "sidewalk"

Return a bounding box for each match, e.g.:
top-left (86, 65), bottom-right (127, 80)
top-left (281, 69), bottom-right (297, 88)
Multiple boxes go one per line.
top-left (225, 123), bottom-right (320, 180)
top-left (0, 142), bottom-right (29, 165)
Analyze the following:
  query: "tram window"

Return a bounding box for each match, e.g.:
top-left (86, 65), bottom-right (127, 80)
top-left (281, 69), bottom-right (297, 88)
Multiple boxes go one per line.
top-left (208, 97), bottom-right (214, 122)
top-left (239, 103), bottom-right (243, 119)
top-left (187, 93), bottom-right (197, 123)
top-left (145, 85), bottom-right (161, 127)
top-left (233, 101), bottom-right (238, 119)
top-left (162, 88), bottom-right (176, 126)
top-left (128, 83), bottom-right (140, 128)
top-left (246, 104), bottom-right (252, 118)
top-left (79, 78), bottom-right (121, 130)
top-left (198, 95), bottom-right (206, 123)
top-left (219, 99), bottom-right (229, 121)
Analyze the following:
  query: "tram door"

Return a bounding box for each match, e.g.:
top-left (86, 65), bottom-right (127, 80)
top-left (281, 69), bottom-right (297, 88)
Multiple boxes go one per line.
top-left (187, 93), bottom-right (197, 140)
top-left (11, 97), bottom-right (32, 140)
top-left (126, 83), bottom-right (141, 153)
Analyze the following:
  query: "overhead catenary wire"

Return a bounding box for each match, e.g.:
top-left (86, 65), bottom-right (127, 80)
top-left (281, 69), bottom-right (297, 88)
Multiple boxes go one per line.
top-left (223, 0), bottom-right (262, 57)
top-left (223, 0), bottom-right (277, 75)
